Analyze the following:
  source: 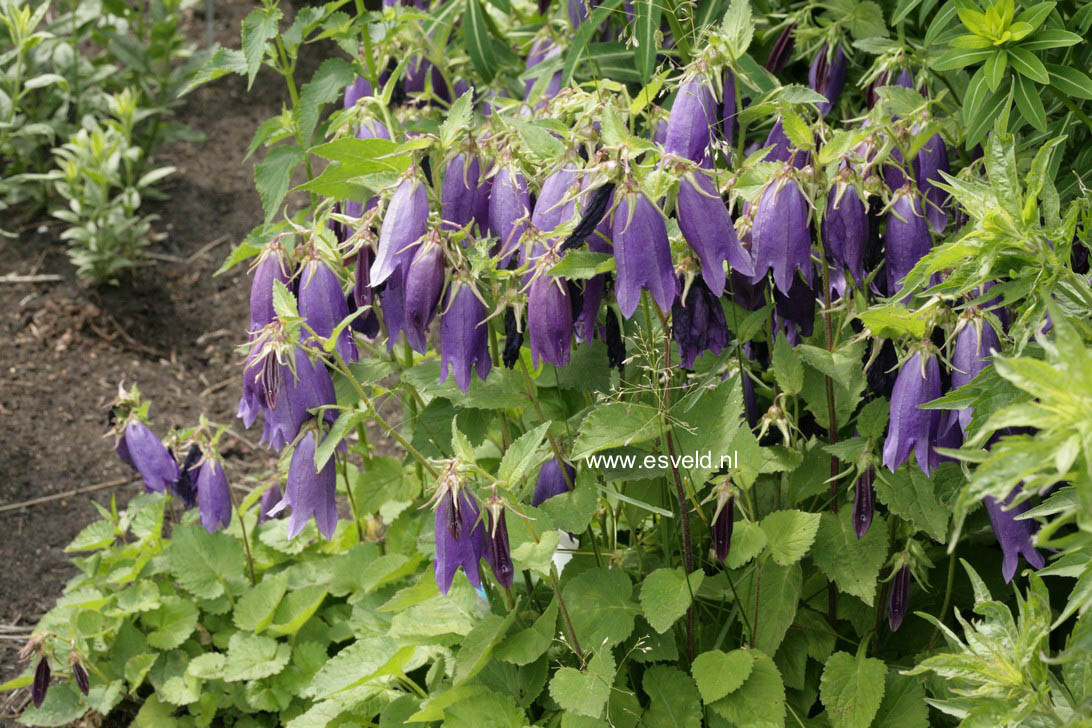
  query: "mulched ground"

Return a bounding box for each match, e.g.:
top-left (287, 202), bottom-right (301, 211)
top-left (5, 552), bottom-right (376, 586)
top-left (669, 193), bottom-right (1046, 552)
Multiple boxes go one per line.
top-left (0, 2), bottom-right (293, 718)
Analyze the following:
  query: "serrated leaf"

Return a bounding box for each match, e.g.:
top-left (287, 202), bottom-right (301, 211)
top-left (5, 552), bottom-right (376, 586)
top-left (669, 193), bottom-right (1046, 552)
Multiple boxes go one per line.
top-left (709, 651), bottom-right (785, 727)
top-left (242, 8), bottom-right (281, 89)
top-left (725, 520), bottom-right (767, 568)
top-left (722, 0), bottom-right (754, 58)
top-left (511, 530), bottom-right (561, 577)
top-left (223, 632), bottom-right (291, 682)
top-left (692, 649), bottom-right (754, 703)
top-left (455, 611), bottom-right (516, 685)
top-left (550, 649), bottom-right (616, 719)
top-left (562, 567), bottom-right (637, 647)
top-left (297, 57), bottom-right (355, 146)
top-left (305, 636), bottom-right (404, 698)
top-left (640, 568), bottom-right (705, 634)
top-left (738, 561), bottom-right (801, 656)
top-left (498, 422), bottom-right (550, 485)
top-left (872, 671), bottom-right (929, 727)
top-left (234, 571), bottom-right (289, 633)
top-left (440, 89), bottom-right (474, 148)
top-left (819, 651), bottom-right (887, 728)
top-left (812, 510), bottom-right (889, 606)
top-left (760, 510), bottom-right (821, 566)
top-left (858, 305), bottom-right (927, 340)
top-left (873, 468), bottom-right (949, 542)
top-left (141, 596), bottom-right (198, 649)
top-left (572, 402), bottom-right (663, 460)
top-left (496, 598), bottom-right (559, 665)
top-left (186, 653), bottom-right (225, 680)
top-left (772, 332), bottom-right (804, 395)
top-left (642, 665), bottom-right (701, 728)
top-left (256, 145), bottom-right (305, 224)
top-left (550, 251), bottom-right (615, 279)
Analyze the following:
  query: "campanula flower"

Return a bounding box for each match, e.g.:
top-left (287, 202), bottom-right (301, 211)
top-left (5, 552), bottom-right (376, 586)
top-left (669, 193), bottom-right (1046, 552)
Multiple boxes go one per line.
top-left (299, 259), bottom-right (358, 363)
top-left (612, 192), bottom-right (679, 318)
top-left (343, 77), bottom-right (372, 108)
top-left (441, 153), bottom-right (481, 233)
top-left (259, 346), bottom-right (337, 452)
top-left (350, 246), bottom-right (380, 339)
top-left (533, 459), bottom-right (575, 506)
top-left (532, 164), bottom-right (580, 235)
top-left (773, 274), bottom-right (817, 344)
top-left (664, 76), bottom-right (716, 164)
top-left (489, 165), bottom-right (531, 267)
top-left (248, 250), bottom-right (289, 335)
top-left (712, 486), bottom-right (735, 562)
top-left (763, 118), bottom-right (810, 168)
top-left (951, 315), bottom-right (1001, 432)
top-left (484, 501), bottom-right (514, 588)
top-left (765, 24), bottom-right (796, 74)
top-left (887, 563), bottom-right (911, 631)
top-left (434, 487), bottom-right (487, 594)
top-left (808, 44), bottom-right (847, 117)
top-left (528, 275), bottom-right (573, 368)
top-left (822, 181), bottom-right (869, 286)
top-left (916, 133), bottom-right (950, 233)
top-left (672, 278), bottom-right (731, 368)
top-left (525, 37), bottom-right (562, 104)
top-left (677, 170), bottom-right (754, 294)
top-left (403, 237), bottom-right (446, 353)
top-left (71, 658), bottom-right (89, 696)
top-left (984, 487), bottom-right (1045, 583)
top-left (120, 421), bottom-right (179, 493)
top-left (575, 274), bottom-right (606, 343)
top-left (853, 468), bottom-right (875, 539)
top-left (379, 268), bottom-right (408, 353)
top-left (752, 174), bottom-right (813, 296)
top-left (404, 56), bottom-right (450, 103)
top-left (885, 187), bottom-right (931, 297)
top-left (281, 430), bottom-right (338, 540)
top-left (440, 282), bottom-right (492, 392)
top-left (373, 175), bottom-right (428, 286)
top-left (196, 458), bottom-right (232, 534)
top-left (259, 484), bottom-right (284, 523)
top-left (171, 444), bottom-right (201, 508)
top-left (883, 348), bottom-right (942, 474)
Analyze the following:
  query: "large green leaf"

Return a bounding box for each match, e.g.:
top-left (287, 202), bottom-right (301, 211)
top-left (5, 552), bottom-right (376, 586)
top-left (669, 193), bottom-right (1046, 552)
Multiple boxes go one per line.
top-left (812, 510), bottom-right (889, 606)
top-left (819, 650), bottom-right (888, 728)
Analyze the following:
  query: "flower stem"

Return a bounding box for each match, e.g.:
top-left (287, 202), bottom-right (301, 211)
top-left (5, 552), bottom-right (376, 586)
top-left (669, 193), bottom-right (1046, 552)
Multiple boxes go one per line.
top-left (338, 454), bottom-right (364, 543)
top-left (228, 485), bottom-right (257, 587)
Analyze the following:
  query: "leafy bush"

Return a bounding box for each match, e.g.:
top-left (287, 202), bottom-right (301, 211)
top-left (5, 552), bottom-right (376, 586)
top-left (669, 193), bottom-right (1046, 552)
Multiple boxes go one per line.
top-left (6, 0), bottom-right (1092, 726)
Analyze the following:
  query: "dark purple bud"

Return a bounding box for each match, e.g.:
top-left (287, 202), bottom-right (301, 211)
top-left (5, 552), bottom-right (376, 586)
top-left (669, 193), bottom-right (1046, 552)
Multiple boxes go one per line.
top-left (373, 176), bottom-right (428, 286)
top-left (434, 488), bottom-right (487, 594)
top-left (884, 188), bottom-right (932, 297)
top-left (1073, 239), bottom-right (1090, 274)
top-left (605, 306), bottom-right (625, 372)
top-left (489, 166), bottom-right (531, 267)
top-left (575, 274), bottom-right (606, 343)
top-left (442, 153), bottom-right (481, 233)
top-left (984, 487), bottom-right (1045, 583)
top-left (533, 459), bottom-right (575, 506)
top-left (865, 71), bottom-right (888, 109)
top-left (259, 484), bottom-right (284, 523)
top-left (502, 307), bottom-right (523, 368)
top-left (773, 273), bottom-right (817, 343)
top-left (440, 283), bottom-right (492, 392)
top-left (721, 71), bottom-right (737, 142)
top-left (951, 317), bottom-right (1000, 433)
top-left (853, 468), bottom-right (875, 539)
top-left (282, 430), bottom-right (338, 540)
top-left (887, 564), bottom-right (911, 631)
top-left (351, 247), bottom-right (380, 338)
top-left (71, 659), bottom-right (89, 696)
top-left (528, 276), bottom-right (573, 368)
top-left (808, 44), bottom-right (847, 117)
top-left (713, 494), bottom-right (735, 562)
top-left (612, 192), bottom-right (679, 318)
top-left (171, 444), bottom-right (201, 508)
top-left (752, 175), bottom-right (813, 296)
top-left (249, 251), bottom-right (289, 335)
top-left (678, 171), bottom-right (754, 294)
top-left (196, 459), bottom-right (232, 534)
top-left (32, 656), bottom-right (50, 708)
top-left (765, 24), bottom-right (797, 74)
top-left (532, 164), bottom-right (580, 234)
top-left (821, 183), bottom-right (869, 286)
top-left (122, 421), bottom-right (179, 493)
top-left (344, 77), bottom-right (373, 108)
top-left (484, 505), bottom-right (514, 588)
top-left (525, 37), bottom-right (562, 104)
top-left (664, 77), bottom-right (716, 163)
top-left (299, 260), bottom-right (358, 363)
top-left (883, 349), bottom-right (942, 474)
top-left (672, 278), bottom-right (731, 369)
top-left (403, 240), bottom-right (445, 354)
top-left (916, 133), bottom-right (950, 233)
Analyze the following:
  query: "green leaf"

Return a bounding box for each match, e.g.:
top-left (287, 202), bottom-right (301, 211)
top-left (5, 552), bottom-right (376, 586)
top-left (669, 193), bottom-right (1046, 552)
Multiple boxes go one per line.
top-left (633, 1), bottom-right (661, 83)
top-left (812, 511), bottom-right (889, 606)
top-left (760, 510), bottom-right (821, 566)
top-left (858, 305), bottom-right (927, 340)
top-left (511, 530), bottom-right (562, 577)
top-left (241, 7), bottom-right (282, 89)
top-left (738, 561), bottom-right (801, 656)
top-left (297, 58), bottom-right (355, 146)
top-left (709, 651), bottom-right (786, 727)
top-left (234, 571), bottom-right (289, 633)
top-left (309, 137), bottom-right (413, 173)
top-left (725, 520), bottom-right (767, 568)
top-left (1006, 47), bottom-right (1048, 84)
top-left (572, 402), bottom-right (663, 460)
top-left (463, 0), bottom-right (497, 82)
top-left (168, 524), bottom-right (246, 600)
top-left (141, 596), bottom-right (198, 649)
top-left (222, 631), bottom-right (291, 682)
top-left (496, 598), bottom-right (559, 665)
top-left (256, 145), bottom-right (306, 224)
top-left (872, 671), bottom-right (929, 728)
top-left (772, 332), bottom-right (804, 395)
top-left (180, 46), bottom-right (247, 96)
top-left (66, 518), bottom-right (116, 552)
top-left (561, 0), bottom-right (625, 87)
top-left (640, 568), bottom-right (705, 634)
top-left (498, 422), bottom-right (550, 485)
top-left (267, 585), bottom-right (328, 636)
top-left (186, 653), bottom-right (225, 681)
top-left (931, 47), bottom-right (992, 71)
top-left (550, 649), bottom-right (616, 719)
top-left (819, 650), bottom-right (887, 728)
top-left (673, 376), bottom-right (743, 487)
top-left (1046, 63), bottom-right (1092, 100)
top-left (873, 468), bottom-right (949, 542)
top-left (562, 567), bottom-right (637, 647)
top-left (1020, 28), bottom-right (1082, 51)
top-left (304, 636), bottom-right (402, 699)
top-left (455, 611), bottom-right (517, 685)
top-left (692, 649), bottom-right (754, 703)
top-left (721, 0), bottom-right (754, 58)
top-left (965, 78), bottom-right (1011, 150)
top-left (642, 666), bottom-right (701, 728)
top-left (511, 120), bottom-right (568, 160)
top-left (16, 681), bottom-right (86, 727)
top-left (550, 251), bottom-right (615, 279)
top-left (440, 89), bottom-right (474, 148)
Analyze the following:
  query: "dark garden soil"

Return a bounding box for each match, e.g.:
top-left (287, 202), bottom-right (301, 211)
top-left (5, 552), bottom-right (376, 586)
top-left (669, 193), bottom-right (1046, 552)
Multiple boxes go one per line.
top-left (0, 2), bottom-right (317, 719)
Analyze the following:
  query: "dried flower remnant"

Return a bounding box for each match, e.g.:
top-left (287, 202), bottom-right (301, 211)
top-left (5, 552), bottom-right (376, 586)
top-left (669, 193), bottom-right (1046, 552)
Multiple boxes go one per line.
top-left (672, 277), bottom-right (731, 368)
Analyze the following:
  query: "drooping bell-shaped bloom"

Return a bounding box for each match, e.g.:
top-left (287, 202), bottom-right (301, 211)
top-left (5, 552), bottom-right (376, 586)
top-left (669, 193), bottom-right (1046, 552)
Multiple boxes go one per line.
top-left (883, 349), bottom-right (942, 474)
top-left (612, 192), bottom-right (679, 318)
top-left (259, 484), bottom-right (284, 523)
top-left (299, 259), bottom-right (358, 363)
top-left (763, 118), bottom-right (809, 168)
top-left (280, 430), bottom-right (338, 540)
top-left (773, 273), bottom-right (817, 344)
top-left (887, 563), bottom-right (911, 631)
top-left (822, 182), bottom-right (869, 286)
top-left (893, 69), bottom-right (914, 89)
top-left (532, 164), bottom-right (580, 234)
top-left (568, 0), bottom-right (590, 28)
top-left (344, 77), bottom-right (373, 108)
top-left (752, 175), bottom-right (813, 295)
top-left (808, 44), bottom-right (847, 117)
top-left (441, 153), bottom-right (481, 233)
top-left (402, 239), bottom-right (445, 353)
top-left (31, 656), bottom-right (50, 708)
top-left (434, 488), bottom-right (488, 594)
top-left (575, 274), bottom-right (606, 343)
top-left (721, 71), bottom-right (737, 142)
top-left (664, 76), bottom-right (716, 163)
top-left (440, 283), bottom-right (492, 392)
top-left (853, 468), bottom-right (875, 539)
top-left (237, 347), bottom-right (264, 429)
top-left (120, 421), bottom-right (179, 493)
top-left (984, 487), bottom-right (1045, 583)
top-left (916, 133), bottom-right (950, 233)
top-left (373, 176), bottom-right (428, 286)
top-left (677, 171), bottom-right (754, 294)
top-left (171, 444), bottom-right (201, 508)
top-left (489, 166), bottom-right (531, 267)
top-left (71, 659), bottom-right (89, 696)
top-left (885, 188), bottom-right (931, 297)
top-left (484, 503), bottom-right (514, 588)
top-left (950, 316), bottom-right (1001, 432)
top-left (350, 246), bottom-right (380, 338)
top-left (528, 276), bottom-right (572, 368)
top-left (525, 37), bottom-right (562, 104)
top-left (404, 56), bottom-right (450, 103)
top-left (249, 251), bottom-right (289, 335)
top-left (765, 23), bottom-right (796, 74)
top-left (196, 459), bottom-right (232, 534)
top-left (672, 278), bottom-right (731, 368)
top-left (260, 346), bottom-right (338, 452)
top-left (533, 459), bottom-right (575, 506)
top-left (713, 492), bottom-right (735, 562)
top-left (379, 268), bottom-right (408, 352)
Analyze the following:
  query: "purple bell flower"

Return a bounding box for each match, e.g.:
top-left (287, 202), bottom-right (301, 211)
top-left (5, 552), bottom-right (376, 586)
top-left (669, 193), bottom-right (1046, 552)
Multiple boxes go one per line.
top-left (575, 273), bottom-right (606, 343)
top-left (984, 487), bottom-right (1045, 583)
top-left (351, 246), bottom-right (380, 338)
top-left (344, 77), bottom-right (373, 108)
top-left (664, 76), bottom-right (716, 164)
top-left (672, 278), bottom-right (731, 369)
top-left (440, 283), bottom-right (492, 392)
top-left (31, 656), bottom-right (50, 708)
top-left (434, 488), bottom-right (488, 594)
top-left (916, 133), bottom-right (951, 233)
top-left (473, 168), bottom-right (493, 237)
top-left (763, 118), bottom-right (809, 168)
top-left (259, 346), bottom-right (337, 452)
top-left (404, 56), bottom-right (450, 103)
top-left (677, 170), bottom-right (754, 294)
top-left (821, 182), bottom-right (869, 286)
top-left (752, 174), bottom-right (813, 296)
top-left (773, 273), bottom-right (817, 344)
top-left (489, 166), bottom-right (531, 267)
top-left (373, 175), bottom-right (428, 286)
top-left (887, 564), bottom-right (911, 631)
top-left (765, 24), bottom-right (796, 74)
top-left (721, 71), bottom-right (738, 142)
top-left (484, 503), bottom-right (514, 588)
top-left (120, 421), bottom-right (179, 493)
top-left (808, 44), bottom-right (847, 117)
top-left (441, 153), bottom-right (481, 233)
top-left (525, 37), bottom-right (562, 104)
top-left (281, 430), bottom-right (338, 540)
top-left (853, 468), bottom-right (875, 539)
top-left (379, 267), bottom-right (409, 352)
top-left (883, 349), bottom-right (942, 474)
top-left (612, 192), bottom-right (679, 318)
top-left (403, 238), bottom-right (445, 354)
top-left (713, 492), bottom-right (735, 562)
top-left (884, 188), bottom-right (931, 297)
top-left (171, 443), bottom-right (201, 508)
top-left (951, 316), bottom-right (1001, 432)
top-left (249, 251), bottom-right (289, 335)
top-left (259, 484), bottom-right (284, 523)
top-left (299, 259), bottom-right (358, 363)
top-left (533, 459), bottom-right (575, 506)
top-left (195, 459), bottom-right (232, 534)
top-left (532, 164), bottom-right (580, 235)
top-left (528, 275), bottom-right (573, 368)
